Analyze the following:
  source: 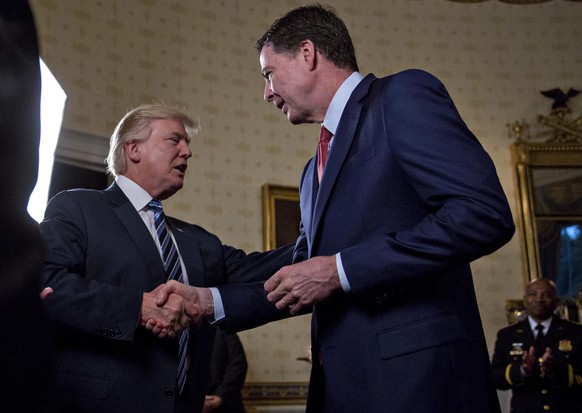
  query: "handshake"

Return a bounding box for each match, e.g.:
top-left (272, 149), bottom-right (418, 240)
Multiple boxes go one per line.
top-left (39, 280), bottom-right (209, 340)
top-left (141, 255), bottom-right (339, 339)
top-left (140, 280), bottom-right (213, 339)
top-left (41, 255), bottom-right (339, 341)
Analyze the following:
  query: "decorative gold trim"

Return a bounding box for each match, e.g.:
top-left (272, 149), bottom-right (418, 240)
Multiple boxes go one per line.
top-left (499, 0), bottom-right (552, 4)
top-left (262, 184), bottom-right (300, 251)
top-left (243, 382), bottom-right (308, 413)
top-left (505, 299), bottom-right (526, 324)
top-left (447, 1), bottom-right (582, 4)
top-left (511, 142), bottom-right (582, 283)
top-left (505, 364), bottom-right (514, 385)
top-left (446, 0), bottom-right (553, 2)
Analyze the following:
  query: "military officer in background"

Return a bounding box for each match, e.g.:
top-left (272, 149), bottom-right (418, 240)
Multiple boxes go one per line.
top-left (491, 278), bottom-right (582, 413)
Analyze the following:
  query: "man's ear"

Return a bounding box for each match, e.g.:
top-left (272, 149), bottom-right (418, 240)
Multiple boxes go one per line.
top-left (125, 140), bottom-right (141, 163)
top-left (299, 40), bottom-right (317, 71)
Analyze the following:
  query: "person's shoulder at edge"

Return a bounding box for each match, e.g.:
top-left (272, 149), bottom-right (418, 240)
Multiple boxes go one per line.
top-left (374, 68), bottom-right (445, 89)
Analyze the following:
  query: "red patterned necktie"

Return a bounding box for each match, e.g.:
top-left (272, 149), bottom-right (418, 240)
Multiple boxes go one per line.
top-left (317, 126), bottom-right (333, 182)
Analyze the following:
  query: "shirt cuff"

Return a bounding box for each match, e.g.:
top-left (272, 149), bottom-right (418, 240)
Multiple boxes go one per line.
top-left (209, 287), bottom-right (225, 323)
top-left (336, 253), bottom-right (351, 292)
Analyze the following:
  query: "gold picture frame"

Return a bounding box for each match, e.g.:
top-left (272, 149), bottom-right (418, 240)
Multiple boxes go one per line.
top-left (262, 184), bottom-right (301, 251)
top-left (511, 141), bottom-right (582, 285)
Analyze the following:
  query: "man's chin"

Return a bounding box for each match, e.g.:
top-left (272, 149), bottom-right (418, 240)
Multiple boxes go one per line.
top-left (159, 183), bottom-right (184, 200)
top-left (287, 113), bottom-right (305, 125)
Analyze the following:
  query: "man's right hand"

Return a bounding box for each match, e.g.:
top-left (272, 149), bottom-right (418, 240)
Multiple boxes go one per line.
top-left (142, 281), bottom-right (214, 337)
top-left (140, 284), bottom-right (192, 338)
top-left (156, 280), bottom-right (214, 320)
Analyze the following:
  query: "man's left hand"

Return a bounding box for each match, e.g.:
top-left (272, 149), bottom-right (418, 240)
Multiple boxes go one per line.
top-left (539, 347), bottom-right (554, 378)
top-left (264, 255), bottom-right (341, 315)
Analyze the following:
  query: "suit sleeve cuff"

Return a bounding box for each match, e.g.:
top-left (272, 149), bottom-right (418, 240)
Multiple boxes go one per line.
top-left (336, 253), bottom-right (351, 292)
top-left (209, 287), bottom-right (225, 323)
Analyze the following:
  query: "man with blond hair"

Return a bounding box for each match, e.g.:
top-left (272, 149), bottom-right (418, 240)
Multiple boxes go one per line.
top-left (40, 104), bottom-right (290, 413)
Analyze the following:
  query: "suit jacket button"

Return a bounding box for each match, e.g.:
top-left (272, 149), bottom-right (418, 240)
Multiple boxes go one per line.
top-left (541, 389), bottom-right (548, 395)
top-left (164, 388), bottom-right (174, 399)
top-left (543, 405), bottom-right (550, 411)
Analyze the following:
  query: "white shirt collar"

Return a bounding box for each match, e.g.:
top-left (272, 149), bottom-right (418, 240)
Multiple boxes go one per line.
top-left (322, 71), bottom-right (364, 135)
top-left (527, 315), bottom-right (552, 334)
top-left (116, 175), bottom-right (154, 212)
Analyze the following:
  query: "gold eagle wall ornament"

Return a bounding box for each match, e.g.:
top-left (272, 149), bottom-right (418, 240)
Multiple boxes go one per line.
top-left (508, 88), bottom-right (582, 143)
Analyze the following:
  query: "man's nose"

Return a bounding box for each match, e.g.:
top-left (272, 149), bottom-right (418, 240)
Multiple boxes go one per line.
top-left (264, 82), bottom-right (274, 103)
top-left (180, 141), bottom-right (192, 158)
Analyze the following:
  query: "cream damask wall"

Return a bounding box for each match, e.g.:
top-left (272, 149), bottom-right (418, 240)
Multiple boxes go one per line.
top-left (29, 0), bottom-right (582, 383)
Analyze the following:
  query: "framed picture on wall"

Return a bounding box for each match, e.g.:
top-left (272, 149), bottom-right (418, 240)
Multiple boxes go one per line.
top-left (262, 184), bottom-right (301, 251)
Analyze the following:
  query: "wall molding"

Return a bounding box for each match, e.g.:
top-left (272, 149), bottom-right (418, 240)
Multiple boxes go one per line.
top-left (243, 382), bottom-right (308, 413)
top-left (55, 128), bottom-right (109, 173)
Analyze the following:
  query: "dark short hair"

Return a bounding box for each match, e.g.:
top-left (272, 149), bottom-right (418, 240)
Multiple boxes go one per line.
top-left (256, 3), bottom-right (359, 72)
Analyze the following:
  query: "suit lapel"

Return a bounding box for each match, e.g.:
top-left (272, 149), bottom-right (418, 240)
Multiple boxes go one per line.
top-left (167, 219), bottom-right (206, 287)
top-left (106, 184), bottom-right (166, 284)
top-left (310, 75), bottom-right (376, 248)
top-left (300, 159), bottom-right (317, 255)
top-left (107, 183), bottom-right (207, 288)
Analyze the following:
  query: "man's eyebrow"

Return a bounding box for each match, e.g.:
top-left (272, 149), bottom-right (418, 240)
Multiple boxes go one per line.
top-left (169, 130), bottom-right (189, 140)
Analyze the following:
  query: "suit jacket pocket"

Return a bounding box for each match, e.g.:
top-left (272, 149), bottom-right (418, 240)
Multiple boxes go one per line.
top-left (378, 314), bottom-right (466, 360)
top-left (57, 372), bottom-right (110, 400)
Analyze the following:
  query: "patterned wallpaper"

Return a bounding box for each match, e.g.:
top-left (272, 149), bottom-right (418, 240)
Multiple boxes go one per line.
top-left (29, 0), bottom-right (582, 382)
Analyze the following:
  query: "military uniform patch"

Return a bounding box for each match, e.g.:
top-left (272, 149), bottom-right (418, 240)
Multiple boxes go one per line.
top-left (510, 343), bottom-right (524, 356)
top-left (558, 339), bottom-right (572, 352)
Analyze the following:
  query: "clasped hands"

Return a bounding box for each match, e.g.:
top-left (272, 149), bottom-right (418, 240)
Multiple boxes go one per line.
top-left (141, 282), bottom-right (213, 338)
top-left (144, 255), bottom-right (341, 338)
top-left (521, 345), bottom-right (554, 378)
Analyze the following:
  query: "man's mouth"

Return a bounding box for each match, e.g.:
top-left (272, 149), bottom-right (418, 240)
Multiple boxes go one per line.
top-left (276, 101), bottom-right (286, 113)
top-left (175, 164), bottom-right (187, 174)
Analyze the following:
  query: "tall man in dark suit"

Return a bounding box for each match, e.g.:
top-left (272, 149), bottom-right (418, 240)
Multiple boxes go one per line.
top-left (40, 104), bottom-right (291, 413)
top-left (158, 4), bottom-right (515, 413)
top-left (254, 4), bottom-right (516, 412)
top-left (492, 278), bottom-right (582, 413)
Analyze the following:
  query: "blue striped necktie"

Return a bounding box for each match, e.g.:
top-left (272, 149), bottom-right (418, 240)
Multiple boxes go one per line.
top-left (148, 199), bottom-right (189, 394)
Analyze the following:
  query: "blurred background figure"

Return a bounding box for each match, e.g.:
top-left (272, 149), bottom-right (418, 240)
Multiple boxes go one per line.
top-left (491, 278), bottom-right (582, 413)
top-left (204, 329), bottom-right (248, 413)
top-left (0, 1), bottom-right (56, 412)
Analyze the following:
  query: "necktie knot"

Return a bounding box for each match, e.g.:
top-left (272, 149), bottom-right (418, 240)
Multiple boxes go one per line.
top-left (317, 126), bottom-right (333, 182)
top-left (319, 126), bottom-right (332, 144)
top-left (535, 324), bottom-right (544, 338)
top-left (148, 199), bottom-right (162, 211)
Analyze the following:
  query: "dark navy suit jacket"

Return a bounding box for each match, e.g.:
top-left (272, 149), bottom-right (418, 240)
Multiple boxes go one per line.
top-left (40, 183), bottom-right (291, 413)
top-left (219, 70), bottom-right (515, 413)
